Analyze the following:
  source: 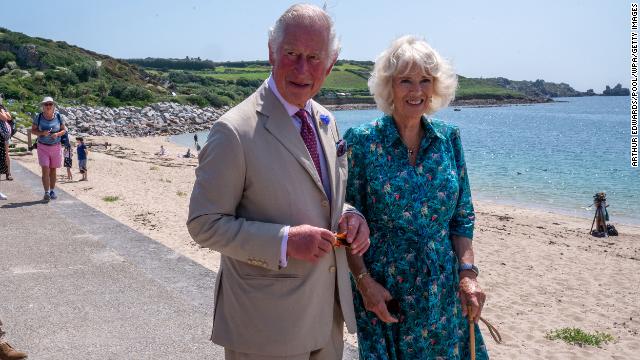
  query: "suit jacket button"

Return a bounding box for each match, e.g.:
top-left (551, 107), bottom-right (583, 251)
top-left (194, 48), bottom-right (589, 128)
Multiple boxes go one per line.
top-left (321, 200), bottom-right (329, 208)
top-left (329, 266), bottom-right (336, 273)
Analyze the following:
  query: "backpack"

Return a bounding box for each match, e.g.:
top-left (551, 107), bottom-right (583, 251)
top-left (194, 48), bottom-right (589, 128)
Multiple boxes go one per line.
top-left (32, 112), bottom-right (64, 150)
top-left (34, 112), bottom-right (64, 138)
top-left (9, 119), bottom-right (16, 136)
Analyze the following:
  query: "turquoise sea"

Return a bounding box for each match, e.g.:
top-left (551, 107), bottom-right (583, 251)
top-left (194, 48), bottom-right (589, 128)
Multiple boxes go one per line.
top-left (171, 96), bottom-right (639, 224)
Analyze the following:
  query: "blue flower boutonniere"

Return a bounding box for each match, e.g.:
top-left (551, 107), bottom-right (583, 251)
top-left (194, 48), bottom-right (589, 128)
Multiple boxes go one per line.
top-left (319, 114), bottom-right (330, 126)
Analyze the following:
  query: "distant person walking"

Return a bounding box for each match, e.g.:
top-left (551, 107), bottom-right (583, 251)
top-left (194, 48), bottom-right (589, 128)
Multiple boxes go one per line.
top-left (0, 100), bottom-right (9, 200)
top-left (0, 96), bottom-right (13, 181)
top-left (0, 319), bottom-right (28, 359)
top-left (32, 96), bottom-right (67, 201)
top-left (193, 134), bottom-right (201, 152)
top-left (76, 137), bottom-right (88, 181)
top-left (63, 139), bottom-right (73, 181)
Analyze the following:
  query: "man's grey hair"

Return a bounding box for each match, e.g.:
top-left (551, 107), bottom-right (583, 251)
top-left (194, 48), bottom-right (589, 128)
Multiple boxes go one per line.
top-left (268, 3), bottom-right (341, 63)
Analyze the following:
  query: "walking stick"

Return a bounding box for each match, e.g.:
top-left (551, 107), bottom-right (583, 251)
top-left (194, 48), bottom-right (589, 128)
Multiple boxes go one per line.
top-left (468, 305), bottom-right (476, 360)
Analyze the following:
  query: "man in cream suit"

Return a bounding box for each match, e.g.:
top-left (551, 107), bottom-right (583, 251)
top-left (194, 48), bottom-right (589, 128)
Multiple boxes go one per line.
top-left (187, 4), bottom-right (370, 359)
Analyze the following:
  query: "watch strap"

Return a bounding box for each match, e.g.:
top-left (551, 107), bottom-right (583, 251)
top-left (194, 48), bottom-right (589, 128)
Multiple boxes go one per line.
top-left (459, 263), bottom-right (479, 276)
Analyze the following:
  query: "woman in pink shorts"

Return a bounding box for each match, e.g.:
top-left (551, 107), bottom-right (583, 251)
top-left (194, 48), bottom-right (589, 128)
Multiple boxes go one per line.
top-left (31, 96), bottom-right (67, 201)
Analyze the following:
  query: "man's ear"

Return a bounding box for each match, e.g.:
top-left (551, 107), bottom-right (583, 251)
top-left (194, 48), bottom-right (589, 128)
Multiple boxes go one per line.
top-left (268, 43), bottom-right (275, 66)
top-left (325, 55), bottom-right (338, 76)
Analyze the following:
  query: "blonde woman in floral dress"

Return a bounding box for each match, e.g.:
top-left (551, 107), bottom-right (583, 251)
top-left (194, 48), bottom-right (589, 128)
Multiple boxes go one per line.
top-left (344, 36), bottom-right (489, 359)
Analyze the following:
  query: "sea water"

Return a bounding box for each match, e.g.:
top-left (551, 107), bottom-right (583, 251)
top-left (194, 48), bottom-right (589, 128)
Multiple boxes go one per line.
top-left (171, 96), bottom-right (639, 224)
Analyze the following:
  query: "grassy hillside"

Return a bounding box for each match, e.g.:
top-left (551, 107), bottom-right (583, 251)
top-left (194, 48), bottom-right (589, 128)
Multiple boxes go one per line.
top-left (0, 27), bottom-right (166, 107)
top-left (0, 28), bottom-right (262, 124)
top-left (0, 27), bottom-right (583, 128)
top-left (150, 61), bottom-right (526, 102)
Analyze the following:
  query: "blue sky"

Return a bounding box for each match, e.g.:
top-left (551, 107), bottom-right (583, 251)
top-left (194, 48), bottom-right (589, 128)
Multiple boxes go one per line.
top-left (2, 0), bottom-right (630, 92)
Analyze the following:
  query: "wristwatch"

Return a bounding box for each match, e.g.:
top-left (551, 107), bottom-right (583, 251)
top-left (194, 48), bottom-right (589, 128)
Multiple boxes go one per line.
top-left (459, 263), bottom-right (479, 276)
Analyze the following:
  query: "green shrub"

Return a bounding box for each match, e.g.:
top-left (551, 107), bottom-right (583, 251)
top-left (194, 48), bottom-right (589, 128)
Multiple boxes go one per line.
top-left (0, 50), bottom-right (16, 68)
top-left (0, 79), bottom-right (30, 100)
top-left (102, 195), bottom-right (120, 202)
top-left (185, 94), bottom-right (208, 107)
top-left (62, 85), bottom-right (79, 98)
top-left (102, 96), bottom-right (121, 107)
top-left (109, 83), bottom-right (153, 102)
top-left (45, 69), bottom-right (79, 86)
top-left (71, 62), bottom-right (98, 81)
top-left (546, 327), bottom-right (615, 347)
top-left (108, 82), bottom-right (127, 99)
top-left (198, 89), bottom-right (231, 107)
top-left (79, 94), bottom-right (99, 105)
top-left (235, 78), bottom-right (262, 88)
top-left (121, 85), bottom-right (153, 102)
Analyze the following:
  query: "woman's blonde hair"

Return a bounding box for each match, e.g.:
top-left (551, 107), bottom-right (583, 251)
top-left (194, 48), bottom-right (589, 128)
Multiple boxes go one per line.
top-left (368, 35), bottom-right (457, 115)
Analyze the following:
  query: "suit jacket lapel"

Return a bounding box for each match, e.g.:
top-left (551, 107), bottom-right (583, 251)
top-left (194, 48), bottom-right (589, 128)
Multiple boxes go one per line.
top-left (258, 85), bottom-right (326, 195)
top-left (312, 105), bottom-right (337, 205)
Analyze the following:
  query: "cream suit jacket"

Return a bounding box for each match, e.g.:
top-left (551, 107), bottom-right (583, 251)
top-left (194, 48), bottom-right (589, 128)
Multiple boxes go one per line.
top-left (187, 83), bottom-right (356, 356)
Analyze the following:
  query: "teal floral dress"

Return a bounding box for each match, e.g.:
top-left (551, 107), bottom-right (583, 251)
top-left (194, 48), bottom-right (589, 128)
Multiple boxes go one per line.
top-left (344, 115), bottom-right (489, 360)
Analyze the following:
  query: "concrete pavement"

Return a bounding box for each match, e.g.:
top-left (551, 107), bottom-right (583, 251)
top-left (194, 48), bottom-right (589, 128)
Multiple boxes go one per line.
top-left (0, 162), bottom-right (359, 359)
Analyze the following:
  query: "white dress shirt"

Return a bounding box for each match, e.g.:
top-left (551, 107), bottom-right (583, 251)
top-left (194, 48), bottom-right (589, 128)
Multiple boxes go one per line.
top-left (266, 75), bottom-right (331, 267)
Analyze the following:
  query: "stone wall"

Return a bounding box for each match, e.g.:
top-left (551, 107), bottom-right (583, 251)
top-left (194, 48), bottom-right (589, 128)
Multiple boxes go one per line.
top-left (57, 102), bottom-right (229, 137)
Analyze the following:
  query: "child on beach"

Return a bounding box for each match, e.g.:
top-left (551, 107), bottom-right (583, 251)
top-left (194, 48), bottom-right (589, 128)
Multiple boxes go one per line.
top-left (63, 141), bottom-right (73, 181)
top-left (76, 137), bottom-right (88, 181)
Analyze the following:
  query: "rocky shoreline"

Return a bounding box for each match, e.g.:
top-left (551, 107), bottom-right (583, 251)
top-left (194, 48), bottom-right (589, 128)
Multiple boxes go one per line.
top-left (57, 102), bottom-right (229, 137)
top-left (52, 97), bottom-right (552, 137)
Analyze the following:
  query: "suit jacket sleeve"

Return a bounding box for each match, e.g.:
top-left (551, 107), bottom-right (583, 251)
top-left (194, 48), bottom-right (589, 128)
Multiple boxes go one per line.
top-left (187, 120), bottom-right (285, 271)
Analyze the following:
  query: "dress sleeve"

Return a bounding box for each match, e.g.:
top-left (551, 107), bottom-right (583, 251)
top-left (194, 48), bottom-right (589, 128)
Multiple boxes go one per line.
top-left (343, 128), bottom-right (368, 219)
top-left (449, 127), bottom-right (475, 239)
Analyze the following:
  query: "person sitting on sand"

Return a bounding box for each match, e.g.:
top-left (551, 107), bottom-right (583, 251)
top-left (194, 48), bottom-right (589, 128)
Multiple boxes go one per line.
top-left (156, 145), bottom-right (166, 156)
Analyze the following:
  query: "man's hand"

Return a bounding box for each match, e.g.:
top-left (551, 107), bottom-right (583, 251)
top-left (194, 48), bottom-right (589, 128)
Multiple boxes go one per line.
top-left (287, 225), bottom-right (334, 263)
top-left (338, 212), bottom-right (370, 256)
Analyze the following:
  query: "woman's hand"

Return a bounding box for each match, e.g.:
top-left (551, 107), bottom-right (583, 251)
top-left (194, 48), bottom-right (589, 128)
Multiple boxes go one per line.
top-left (458, 274), bottom-right (486, 323)
top-left (338, 212), bottom-right (370, 256)
top-left (357, 275), bottom-right (398, 324)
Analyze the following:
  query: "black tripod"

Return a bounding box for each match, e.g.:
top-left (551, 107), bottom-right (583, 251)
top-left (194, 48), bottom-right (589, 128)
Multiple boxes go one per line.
top-left (589, 192), bottom-right (617, 237)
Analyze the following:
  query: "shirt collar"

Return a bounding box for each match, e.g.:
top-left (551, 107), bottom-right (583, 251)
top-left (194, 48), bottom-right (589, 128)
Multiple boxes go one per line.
top-left (267, 74), bottom-right (313, 117)
top-left (379, 114), bottom-right (445, 148)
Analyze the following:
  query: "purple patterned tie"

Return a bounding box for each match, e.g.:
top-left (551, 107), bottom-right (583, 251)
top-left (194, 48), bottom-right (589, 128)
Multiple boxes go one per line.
top-left (296, 109), bottom-right (323, 182)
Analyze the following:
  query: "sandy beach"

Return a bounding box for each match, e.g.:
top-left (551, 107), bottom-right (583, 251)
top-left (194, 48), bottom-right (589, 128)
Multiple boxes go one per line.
top-left (13, 135), bottom-right (640, 359)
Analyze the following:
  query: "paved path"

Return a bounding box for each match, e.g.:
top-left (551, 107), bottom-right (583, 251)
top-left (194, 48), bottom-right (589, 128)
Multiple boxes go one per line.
top-left (0, 162), bottom-right (358, 359)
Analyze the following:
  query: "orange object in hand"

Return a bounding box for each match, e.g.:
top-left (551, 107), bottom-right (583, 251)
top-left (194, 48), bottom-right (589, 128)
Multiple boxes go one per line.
top-left (333, 232), bottom-right (351, 248)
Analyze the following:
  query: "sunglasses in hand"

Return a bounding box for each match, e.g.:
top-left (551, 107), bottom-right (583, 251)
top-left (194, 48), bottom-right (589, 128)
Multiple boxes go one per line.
top-left (332, 232), bottom-right (351, 248)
